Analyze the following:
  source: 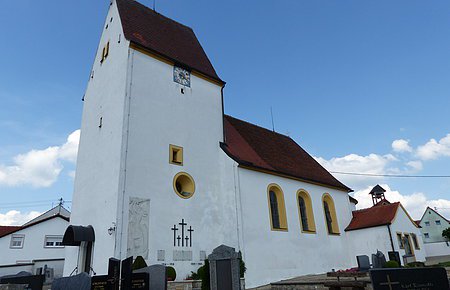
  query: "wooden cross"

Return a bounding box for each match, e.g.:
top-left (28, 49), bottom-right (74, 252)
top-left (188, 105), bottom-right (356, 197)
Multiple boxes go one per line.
top-left (177, 235), bottom-right (181, 247)
top-left (185, 236), bottom-right (189, 247)
top-left (379, 275), bottom-right (400, 290)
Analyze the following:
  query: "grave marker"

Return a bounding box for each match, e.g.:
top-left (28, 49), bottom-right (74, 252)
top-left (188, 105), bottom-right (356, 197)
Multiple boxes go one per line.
top-left (370, 267), bottom-right (449, 290)
top-left (208, 245), bottom-right (240, 290)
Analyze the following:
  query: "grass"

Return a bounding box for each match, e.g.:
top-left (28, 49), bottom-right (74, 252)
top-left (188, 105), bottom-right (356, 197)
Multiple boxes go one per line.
top-left (437, 261), bottom-right (450, 267)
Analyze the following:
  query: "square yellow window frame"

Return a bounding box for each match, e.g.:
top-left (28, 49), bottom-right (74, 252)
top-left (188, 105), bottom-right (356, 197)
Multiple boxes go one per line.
top-left (169, 144), bottom-right (183, 166)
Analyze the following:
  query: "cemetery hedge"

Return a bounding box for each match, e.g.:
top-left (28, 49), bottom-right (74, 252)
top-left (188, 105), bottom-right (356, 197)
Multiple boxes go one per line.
top-left (132, 256), bottom-right (148, 271)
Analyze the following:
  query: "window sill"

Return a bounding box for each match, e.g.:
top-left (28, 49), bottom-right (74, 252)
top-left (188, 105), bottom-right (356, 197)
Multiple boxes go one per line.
top-left (301, 230), bottom-right (316, 234)
top-left (328, 232), bottom-right (341, 236)
top-left (271, 228), bottom-right (288, 232)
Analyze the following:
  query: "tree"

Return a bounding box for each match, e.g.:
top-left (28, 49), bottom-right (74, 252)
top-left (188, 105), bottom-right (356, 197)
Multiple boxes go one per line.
top-left (442, 227), bottom-right (450, 241)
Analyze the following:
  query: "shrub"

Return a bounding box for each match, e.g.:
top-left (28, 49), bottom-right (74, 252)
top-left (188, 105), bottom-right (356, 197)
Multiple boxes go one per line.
top-left (443, 227), bottom-right (450, 241)
top-left (239, 252), bottom-right (246, 278)
top-left (166, 266), bottom-right (176, 281)
top-left (201, 259), bottom-right (210, 290)
top-left (384, 260), bottom-right (400, 268)
top-left (406, 262), bottom-right (425, 268)
top-left (132, 256), bottom-right (147, 271)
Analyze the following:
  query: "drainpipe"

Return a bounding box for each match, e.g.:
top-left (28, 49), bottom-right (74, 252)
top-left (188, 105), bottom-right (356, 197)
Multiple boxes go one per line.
top-left (387, 224), bottom-right (395, 252)
top-left (221, 83), bottom-right (226, 143)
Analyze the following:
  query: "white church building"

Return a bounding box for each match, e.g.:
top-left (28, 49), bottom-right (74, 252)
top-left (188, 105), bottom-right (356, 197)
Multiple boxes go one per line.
top-left (63, 0), bottom-right (425, 287)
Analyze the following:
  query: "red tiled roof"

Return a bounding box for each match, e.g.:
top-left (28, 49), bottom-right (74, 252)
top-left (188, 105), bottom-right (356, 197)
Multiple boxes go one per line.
top-left (116, 0), bottom-right (222, 83)
top-left (221, 115), bottom-right (351, 192)
top-left (0, 226), bottom-right (21, 238)
top-left (345, 202), bottom-right (400, 231)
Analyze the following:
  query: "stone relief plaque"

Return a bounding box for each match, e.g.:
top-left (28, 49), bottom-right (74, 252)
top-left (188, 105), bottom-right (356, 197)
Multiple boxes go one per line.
top-left (127, 197), bottom-right (150, 259)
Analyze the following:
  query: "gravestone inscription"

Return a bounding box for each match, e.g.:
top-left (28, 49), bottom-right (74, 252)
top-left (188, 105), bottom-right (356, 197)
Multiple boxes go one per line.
top-left (108, 258), bottom-right (121, 290)
top-left (370, 267), bottom-right (449, 290)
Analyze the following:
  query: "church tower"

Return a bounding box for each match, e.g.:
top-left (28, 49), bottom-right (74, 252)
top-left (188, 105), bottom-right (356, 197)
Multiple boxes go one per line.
top-left (64, 0), bottom-right (240, 278)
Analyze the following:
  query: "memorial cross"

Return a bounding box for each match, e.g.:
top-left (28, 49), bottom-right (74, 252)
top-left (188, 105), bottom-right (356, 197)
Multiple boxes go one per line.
top-left (179, 219), bottom-right (187, 247)
top-left (188, 226), bottom-right (194, 247)
top-left (379, 275), bottom-right (400, 290)
top-left (177, 235), bottom-right (181, 247)
top-left (171, 225), bottom-right (178, 247)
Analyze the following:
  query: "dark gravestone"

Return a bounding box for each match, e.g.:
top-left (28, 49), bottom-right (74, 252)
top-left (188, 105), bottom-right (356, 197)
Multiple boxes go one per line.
top-left (52, 272), bottom-right (91, 290)
top-left (134, 264), bottom-right (166, 290)
top-left (372, 251), bottom-right (387, 269)
top-left (370, 267), bottom-right (450, 290)
top-left (108, 258), bottom-right (120, 290)
top-left (121, 257), bottom-right (133, 290)
top-left (217, 260), bottom-right (232, 290)
top-left (131, 272), bottom-right (149, 289)
top-left (356, 255), bottom-right (371, 271)
top-left (208, 245), bottom-right (240, 290)
top-left (0, 274), bottom-right (45, 290)
top-left (388, 251), bottom-right (401, 266)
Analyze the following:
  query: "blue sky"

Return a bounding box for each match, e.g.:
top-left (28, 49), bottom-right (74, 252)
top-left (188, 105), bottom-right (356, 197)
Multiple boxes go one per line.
top-left (1, 0), bottom-right (449, 224)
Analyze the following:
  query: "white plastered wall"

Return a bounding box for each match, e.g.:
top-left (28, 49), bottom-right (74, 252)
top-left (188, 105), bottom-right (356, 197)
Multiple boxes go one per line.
top-left (113, 47), bottom-right (240, 279)
top-left (236, 167), bottom-right (353, 288)
top-left (63, 0), bottom-right (131, 276)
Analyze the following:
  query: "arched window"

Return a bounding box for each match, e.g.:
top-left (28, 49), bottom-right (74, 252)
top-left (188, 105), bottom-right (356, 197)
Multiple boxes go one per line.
top-left (322, 193), bottom-right (340, 235)
top-left (297, 190), bottom-right (316, 233)
top-left (267, 184), bottom-right (288, 231)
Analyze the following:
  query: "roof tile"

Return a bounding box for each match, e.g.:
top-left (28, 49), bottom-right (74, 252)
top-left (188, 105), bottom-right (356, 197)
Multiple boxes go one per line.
top-left (222, 115), bottom-right (351, 192)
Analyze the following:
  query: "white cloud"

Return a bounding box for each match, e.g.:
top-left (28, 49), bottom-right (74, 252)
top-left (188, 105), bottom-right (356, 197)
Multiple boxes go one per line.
top-left (0, 130), bottom-right (80, 188)
top-left (416, 134), bottom-right (450, 160)
top-left (406, 160), bottom-right (423, 171)
top-left (315, 153), bottom-right (396, 189)
top-left (392, 139), bottom-right (412, 153)
top-left (0, 210), bottom-right (42, 226)
top-left (353, 184), bottom-right (450, 220)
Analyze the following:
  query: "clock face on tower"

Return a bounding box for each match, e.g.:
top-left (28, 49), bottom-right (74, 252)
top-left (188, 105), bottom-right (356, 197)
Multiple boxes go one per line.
top-left (173, 66), bottom-right (191, 87)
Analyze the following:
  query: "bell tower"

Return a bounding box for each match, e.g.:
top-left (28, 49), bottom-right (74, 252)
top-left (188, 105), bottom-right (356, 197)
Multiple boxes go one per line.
top-left (369, 184), bottom-right (386, 205)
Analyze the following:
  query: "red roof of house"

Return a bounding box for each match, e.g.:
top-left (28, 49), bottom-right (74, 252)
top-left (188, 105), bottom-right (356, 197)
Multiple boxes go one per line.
top-left (222, 115), bottom-right (351, 192)
top-left (345, 201), bottom-right (400, 231)
top-left (0, 226), bottom-right (21, 238)
top-left (116, 0), bottom-right (222, 83)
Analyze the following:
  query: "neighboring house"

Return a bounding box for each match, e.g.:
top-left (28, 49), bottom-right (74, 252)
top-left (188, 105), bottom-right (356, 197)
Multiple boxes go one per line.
top-left (0, 205), bottom-right (70, 279)
top-left (62, 0), bottom-right (427, 287)
top-left (346, 190), bottom-right (426, 266)
top-left (416, 207), bottom-right (450, 264)
top-left (417, 207), bottom-right (450, 243)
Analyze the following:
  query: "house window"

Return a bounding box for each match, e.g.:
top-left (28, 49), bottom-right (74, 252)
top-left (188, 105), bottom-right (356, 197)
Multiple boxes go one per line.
top-left (425, 221), bottom-right (430, 226)
top-left (297, 190), bottom-right (316, 233)
top-left (44, 236), bottom-right (64, 248)
top-left (10, 235), bottom-right (25, 249)
top-left (169, 145), bottom-right (183, 165)
top-left (267, 184), bottom-right (288, 231)
top-left (411, 233), bottom-right (420, 250)
top-left (435, 220), bottom-right (441, 225)
top-left (101, 41), bottom-right (110, 63)
top-left (424, 233), bottom-right (429, 239)
top-left (396, 233), bottom-right (404, 248)
top-left (322, 193), bottom-right (339, 235)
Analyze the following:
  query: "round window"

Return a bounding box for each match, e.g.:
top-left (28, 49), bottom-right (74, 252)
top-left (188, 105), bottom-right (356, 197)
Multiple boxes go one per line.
top-left (173, 172), bottom-right (195, 199)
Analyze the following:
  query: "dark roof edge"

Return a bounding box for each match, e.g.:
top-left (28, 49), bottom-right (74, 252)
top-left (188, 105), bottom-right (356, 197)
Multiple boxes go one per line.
top-left (0, 214), bottom-right (69, 238)
top-left (221, 142), bottom-right (351, 193)
top-left (345, 223), bottom-right (391, 232)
